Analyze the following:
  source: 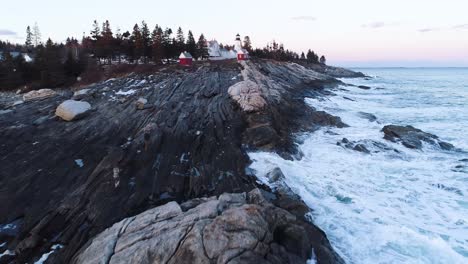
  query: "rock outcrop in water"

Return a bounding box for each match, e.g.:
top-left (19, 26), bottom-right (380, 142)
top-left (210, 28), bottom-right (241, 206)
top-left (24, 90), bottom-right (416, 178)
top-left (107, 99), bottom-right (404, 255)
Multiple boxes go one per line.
top-left (382, 125), bottom-right (454, 150)
top-left (0, 59), bottom-right (351, 263)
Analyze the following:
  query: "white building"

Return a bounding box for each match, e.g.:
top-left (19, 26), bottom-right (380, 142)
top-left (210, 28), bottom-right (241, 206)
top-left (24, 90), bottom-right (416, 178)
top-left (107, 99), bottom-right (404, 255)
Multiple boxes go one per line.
top-left (207, 34), bottom-right (247, 60)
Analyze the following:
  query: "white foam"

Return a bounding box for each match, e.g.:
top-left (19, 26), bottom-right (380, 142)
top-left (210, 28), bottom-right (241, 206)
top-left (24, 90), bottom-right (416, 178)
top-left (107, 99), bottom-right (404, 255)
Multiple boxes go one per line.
top-left (249, 68), bottom-right (468, 263)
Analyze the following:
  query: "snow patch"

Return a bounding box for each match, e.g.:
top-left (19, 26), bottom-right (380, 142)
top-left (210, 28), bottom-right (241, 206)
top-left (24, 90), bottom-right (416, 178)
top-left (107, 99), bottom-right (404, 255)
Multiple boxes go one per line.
top-left (34, 244), bottom-right (63, 264)
top-left (75, 159), bottom-right (84, 168)
top-left (116, 89), bottom-right (136, 96)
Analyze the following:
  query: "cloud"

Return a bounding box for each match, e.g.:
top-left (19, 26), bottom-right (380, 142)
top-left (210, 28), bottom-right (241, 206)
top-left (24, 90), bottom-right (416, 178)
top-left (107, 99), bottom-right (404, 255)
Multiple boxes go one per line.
top-left (452, 24), bottom-right (468, 30)
top-left (0, 29), bottom-right (17, 36)
top-left (291, 16), bottom-right (316, 22)
top-left (362, 22), bottom-right (387, 28)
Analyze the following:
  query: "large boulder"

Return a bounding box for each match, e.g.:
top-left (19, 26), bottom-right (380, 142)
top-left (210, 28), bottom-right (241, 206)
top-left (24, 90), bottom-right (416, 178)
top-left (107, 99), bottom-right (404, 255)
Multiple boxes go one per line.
top-left (22, 89), bottom-right (56, 101)
top-left (228, 80), bottom-right (267, 112)
top-left (382, 125), bottom-right (454, 150)
top-left (71, 189), bottom-right (344, 264)
top-left (55, 100), bottom-right (91, 121)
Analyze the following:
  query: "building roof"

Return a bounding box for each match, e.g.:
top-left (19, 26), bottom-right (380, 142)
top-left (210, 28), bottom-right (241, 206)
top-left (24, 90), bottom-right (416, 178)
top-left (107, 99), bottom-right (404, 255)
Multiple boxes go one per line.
top-left (179, 52), bottom-right (193, 59)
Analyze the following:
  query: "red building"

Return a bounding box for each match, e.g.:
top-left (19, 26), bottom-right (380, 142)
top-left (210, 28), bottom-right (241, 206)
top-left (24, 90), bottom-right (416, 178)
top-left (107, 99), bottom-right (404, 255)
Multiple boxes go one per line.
top-left (179, 52), bottom-right (193, 66)
top-left (237, 49), bottom-right (249, 61)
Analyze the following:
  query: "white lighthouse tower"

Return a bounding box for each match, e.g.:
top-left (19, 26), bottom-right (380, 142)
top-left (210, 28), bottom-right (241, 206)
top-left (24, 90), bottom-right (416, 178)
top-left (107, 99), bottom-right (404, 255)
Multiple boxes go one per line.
top-left (234, 33), bottom-right (243, 52)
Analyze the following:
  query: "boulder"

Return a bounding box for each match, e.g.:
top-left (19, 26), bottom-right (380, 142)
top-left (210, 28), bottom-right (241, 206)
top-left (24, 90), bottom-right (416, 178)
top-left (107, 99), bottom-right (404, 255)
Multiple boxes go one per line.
top-left (22, 89), bottom-right (56, 101)
top-left (228, 80), bottom-right (266, 112)
top-left (71, 190), bottom-right (344, 264)
top-left (266, 167), bottom-right (285, 183)
top-left (55, 100), bottom-right (91, 121)
top-left (135, 97), bottom-right (148, 110)
top-left (382, 125), bottom-right (454, 150)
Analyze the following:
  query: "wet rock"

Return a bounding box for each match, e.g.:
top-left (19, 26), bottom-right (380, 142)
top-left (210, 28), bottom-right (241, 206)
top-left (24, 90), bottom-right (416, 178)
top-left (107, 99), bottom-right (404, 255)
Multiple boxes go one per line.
top-left (55, 100), bottom-right (91, 121)
top-left (0, 109), bottom-right (13, 115)
top-left (358, 112), bottom-right (378, 122)
top-left (357, 85), bottom-right (371, 90)
top-left (382, 125), bottom-right (454, 150)
top-left (22, 89), bottom-right (57, 101)
top-left (266, 167), bottom-right (286, 183)
top-left (353, 144), bottom-right (370, 154)
top-left (72, 190), bottom-right (343, 264)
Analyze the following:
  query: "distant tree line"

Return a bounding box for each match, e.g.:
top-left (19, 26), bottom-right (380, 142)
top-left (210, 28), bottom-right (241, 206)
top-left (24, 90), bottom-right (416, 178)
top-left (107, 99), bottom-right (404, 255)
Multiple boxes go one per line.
top-left (0, 20), bottom-right (212, 91)
top-left (0, 20), bottom-right (327, 91)
top-left (250, 40), bottom-right (326, 64)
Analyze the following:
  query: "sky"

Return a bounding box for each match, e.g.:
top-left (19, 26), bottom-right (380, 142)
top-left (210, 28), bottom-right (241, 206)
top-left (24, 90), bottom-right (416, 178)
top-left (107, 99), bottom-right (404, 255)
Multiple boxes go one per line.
top-left (1, 0), bottom-right (468, 67)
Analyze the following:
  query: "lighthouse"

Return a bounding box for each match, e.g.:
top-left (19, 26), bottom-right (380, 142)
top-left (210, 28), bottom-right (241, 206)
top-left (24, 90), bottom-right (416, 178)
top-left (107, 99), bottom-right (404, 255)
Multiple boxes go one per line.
top-left (234, 33), bottom-right (243, 52)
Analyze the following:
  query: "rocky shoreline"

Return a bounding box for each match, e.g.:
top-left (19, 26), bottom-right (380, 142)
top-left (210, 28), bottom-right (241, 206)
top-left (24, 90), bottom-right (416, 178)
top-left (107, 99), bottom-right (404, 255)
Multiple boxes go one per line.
top-left (0, 59), bottom-right (361, 263)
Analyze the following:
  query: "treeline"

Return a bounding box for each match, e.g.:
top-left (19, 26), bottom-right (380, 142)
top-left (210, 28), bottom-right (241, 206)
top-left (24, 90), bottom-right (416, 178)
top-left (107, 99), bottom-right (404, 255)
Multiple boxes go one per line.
top-left (83, 20), bottom-right (210, 64)
top-left (0, 20), bottom-right (212, 91)
top-left (0, 38), bottom-right (86, 90)
top-left (250, 40), bottom-right (326, 64)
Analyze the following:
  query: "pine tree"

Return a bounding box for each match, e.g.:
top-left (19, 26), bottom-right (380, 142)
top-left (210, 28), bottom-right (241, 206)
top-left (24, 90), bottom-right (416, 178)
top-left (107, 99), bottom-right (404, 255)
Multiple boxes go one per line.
top-left (300, 52), bottom-right (306, 60)
top-left (196, 34), bottom-right (209, 60)
top-left (32, 22), bottom-right (41, 46)
top-left (186, 30), bottom-right (196, 57)
top-left (243, 36), bottom-right (252, 52)
top-left (162, 28), bottom-right (173, 61)
top-left (319, 55), bottom-right (326, 65)
top-left (151, 25), bottom-right (164, 64)
top-left (140, 21), bottom-right (151, 62)
top-left (100, 20), bottom-right (113, 64)
top-left (132, 24), bottom-right (144, 63)
top-left (90, 20), bottom-right (100, 41)
top-left (175, 27), bottom-right (185, 55)
top-left (25, 26), bottom-right (33, 48)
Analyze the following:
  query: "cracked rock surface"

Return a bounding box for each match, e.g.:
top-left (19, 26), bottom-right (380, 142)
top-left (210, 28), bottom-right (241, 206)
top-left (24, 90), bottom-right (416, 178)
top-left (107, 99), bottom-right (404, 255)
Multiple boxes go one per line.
top-left (72, 189), bottom-right (343, 264)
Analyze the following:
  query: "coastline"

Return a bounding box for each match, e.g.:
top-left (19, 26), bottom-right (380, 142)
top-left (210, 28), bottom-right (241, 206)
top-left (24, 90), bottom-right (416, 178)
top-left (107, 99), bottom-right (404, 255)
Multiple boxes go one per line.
top-left (0, 59), bottom-right (363, 263)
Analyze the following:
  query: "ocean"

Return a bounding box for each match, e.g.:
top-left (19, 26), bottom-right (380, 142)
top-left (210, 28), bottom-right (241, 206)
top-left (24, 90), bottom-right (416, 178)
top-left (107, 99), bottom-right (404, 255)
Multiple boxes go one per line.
top-left (249, 68), bottom-right (468, 263)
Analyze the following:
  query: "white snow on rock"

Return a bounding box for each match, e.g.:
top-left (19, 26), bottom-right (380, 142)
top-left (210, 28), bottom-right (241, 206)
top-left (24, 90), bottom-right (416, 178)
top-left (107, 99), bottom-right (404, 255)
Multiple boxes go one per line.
top-left (116, 89), bottom-right (136, 96)
top-left (55, 100), bottom-right (91, 121)
top-left (75, 159), bottom-right (84, 168)
top-left (34, 244), bottom-right (63, 264)
top-left (0, 249), bottom-right (14, 258)
top-left (23, 89), bottom-right (56, 101)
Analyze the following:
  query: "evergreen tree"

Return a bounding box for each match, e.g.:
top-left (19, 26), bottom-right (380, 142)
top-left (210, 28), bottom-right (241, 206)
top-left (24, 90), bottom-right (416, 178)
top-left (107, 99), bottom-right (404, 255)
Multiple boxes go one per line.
top-left (319, 55), bottom-right (326, 65)
top-left (32, 22), bottom-right (41, 46)
top-left (243, 36), bottom-right (252, 52)
top-left (90, 20), bottom-right (101, 41)
top-left (100, 20), bottom-right (113, 63)
top-left (196, 34), bottom-right (209, 60)
top-left (151, 25), bottom-right (164, 64)
top-left (186, 30), bottom-right (196, 57)
top-left (300, 52), bottom-right (306, 60)
top-left (175, 27), bottom-right (185, 54)
top-left (132, 24), bottom-right (144, 63)
top-left (140, 21), bottom-right (151, 62)
top-left (25, 26), bottom-right (33, 48)
top-left (162, 28), bottom-right (173, 61)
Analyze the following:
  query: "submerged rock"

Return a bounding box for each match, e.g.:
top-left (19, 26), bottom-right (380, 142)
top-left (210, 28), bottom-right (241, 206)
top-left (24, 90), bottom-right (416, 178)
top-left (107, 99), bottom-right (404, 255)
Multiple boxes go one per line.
top-left (72, 189), bottom-right (343, 264)
top-left (382, 125), bottom-right (454, 150)
top-left (55, 100), bottom-right (91, 121)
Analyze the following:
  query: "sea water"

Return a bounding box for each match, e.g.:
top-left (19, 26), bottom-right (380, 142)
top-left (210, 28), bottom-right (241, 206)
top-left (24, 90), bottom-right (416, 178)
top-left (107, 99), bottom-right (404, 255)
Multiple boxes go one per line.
top-left (249, 68), bottom-right (468, 263)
